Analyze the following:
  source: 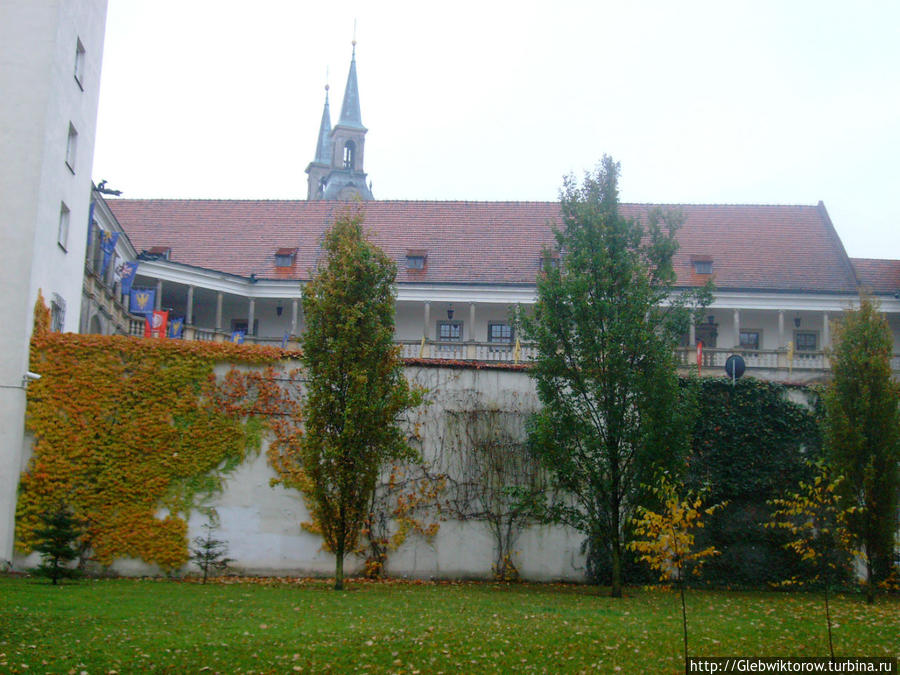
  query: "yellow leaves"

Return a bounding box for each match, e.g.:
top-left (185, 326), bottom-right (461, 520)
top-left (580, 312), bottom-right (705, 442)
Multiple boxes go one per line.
top-left (17, 333), bottom-right (277, 570)
top-left (628, 475), bottom-right (723, 584)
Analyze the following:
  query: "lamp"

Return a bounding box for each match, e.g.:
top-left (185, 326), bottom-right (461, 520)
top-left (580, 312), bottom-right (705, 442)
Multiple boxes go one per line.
top-left (447, 305), bottom-right (455, 320)
top-left (794, 314), bottom-right (801, 328)
top-left (276, 304), bottom-right (283, 317)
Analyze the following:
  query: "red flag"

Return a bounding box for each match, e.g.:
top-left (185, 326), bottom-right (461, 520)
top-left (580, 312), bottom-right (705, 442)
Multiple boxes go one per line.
top-left (145, 310), bottom-right (168, 338)
top-left (696, 339), bottom-right (703, 376)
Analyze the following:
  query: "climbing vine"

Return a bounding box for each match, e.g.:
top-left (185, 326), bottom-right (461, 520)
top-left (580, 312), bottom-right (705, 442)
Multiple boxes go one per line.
top-left (17, 297), bottom-right (296, 571)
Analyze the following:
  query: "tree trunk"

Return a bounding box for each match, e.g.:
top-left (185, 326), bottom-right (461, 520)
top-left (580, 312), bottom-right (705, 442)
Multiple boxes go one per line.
top-left (865, 560), bottom-right (874, 604)
top-left (334, 546), bottom-right (345, 591)
top-left (824, 584), bottom-right (835, 660)
top-left (680, 580), bottom-right (689, 675)
top-left (610, 542), bottom-right (623, 598)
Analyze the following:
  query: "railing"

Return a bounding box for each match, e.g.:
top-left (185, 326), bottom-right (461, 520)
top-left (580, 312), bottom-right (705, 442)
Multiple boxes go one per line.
top-left (120, 325), bottom-right (900, 373)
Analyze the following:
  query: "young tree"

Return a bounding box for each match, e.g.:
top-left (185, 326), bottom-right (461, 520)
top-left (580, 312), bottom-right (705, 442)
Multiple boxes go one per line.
top-left (300, 207), bottom-right (422, 590)
top-left (768, 461), bottom-right (856, 659)
top-left (33, 504), bottom-right (83, 585)
top-left (823, 294), bottom-right (900, 603)
top-left (190, 522), bottom-right (233, 583)
top-left (629, 475), bottom-right (723, 674)
top-left (521, 156), bottom-right (711, 597)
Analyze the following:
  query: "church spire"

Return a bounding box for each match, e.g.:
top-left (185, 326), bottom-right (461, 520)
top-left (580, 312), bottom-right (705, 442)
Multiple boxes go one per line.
top-left (337, 41), bottom-right (365, 130)
top-left (313, 84), bottom-right (332, 164)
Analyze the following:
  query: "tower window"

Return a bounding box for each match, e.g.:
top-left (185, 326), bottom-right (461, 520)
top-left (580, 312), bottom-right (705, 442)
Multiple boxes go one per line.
top-left (65, 123), bottom-right (78, 172)
top-left (57, 202), bottom-right (70, 250)
top-left (74, 38), bottom-right (85, 89)
top-left (343, 141), bottom-right (356, 169)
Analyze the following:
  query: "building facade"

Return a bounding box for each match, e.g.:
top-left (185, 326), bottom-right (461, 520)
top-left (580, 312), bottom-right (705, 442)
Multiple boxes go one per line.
top-left (0, 0), bottom-right (108, 568)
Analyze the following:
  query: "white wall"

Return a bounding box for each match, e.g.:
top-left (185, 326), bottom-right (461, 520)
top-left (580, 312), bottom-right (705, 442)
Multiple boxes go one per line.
top-left (14, 363), bottom-right (589, 581)
top-left (0, 0), bottom-right (107, 567)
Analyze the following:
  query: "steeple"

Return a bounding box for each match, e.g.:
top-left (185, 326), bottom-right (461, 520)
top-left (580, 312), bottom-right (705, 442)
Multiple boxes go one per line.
top-left (314, 85), bottom-right (332, 163)
top-left (337, 42), bottom-right (365, 130)
top-left (305, 39), bottom-right (373, 201)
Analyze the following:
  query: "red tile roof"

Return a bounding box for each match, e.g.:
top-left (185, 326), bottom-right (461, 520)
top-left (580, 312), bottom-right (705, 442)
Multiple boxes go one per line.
top-left (107, 199), bottom-right (861, 294)
top-left (851, 258), bottom-right (900, 295)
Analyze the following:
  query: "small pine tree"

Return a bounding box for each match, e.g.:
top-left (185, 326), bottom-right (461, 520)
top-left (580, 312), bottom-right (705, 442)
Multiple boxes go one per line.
top-left (33, 505), bottom-right (83, 585)
top-left (190, 523), bottom-right (233, 583)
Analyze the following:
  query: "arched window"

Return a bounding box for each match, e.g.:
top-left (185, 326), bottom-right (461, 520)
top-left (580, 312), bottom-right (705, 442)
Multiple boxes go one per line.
top-left (343, 141), bottom-right (355, 169)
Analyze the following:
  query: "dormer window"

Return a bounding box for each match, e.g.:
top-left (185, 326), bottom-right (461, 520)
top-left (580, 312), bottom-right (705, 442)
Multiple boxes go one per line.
top-left (540, 251), bottom-right (561, 271)
top-left (406, 249), bottom-right (427, 271)
top-left (275, 247), bottom-right (297, 267)
top-left (147, 246), bottom-right (171, 260)
top-left (691, 257), bottom-right (713, 274)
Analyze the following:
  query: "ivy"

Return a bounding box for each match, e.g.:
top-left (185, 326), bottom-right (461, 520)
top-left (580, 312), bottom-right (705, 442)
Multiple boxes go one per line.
top-left (687, 377), bottom-right (822, 586)
top-left (16, 301), bottom-right (295, 572)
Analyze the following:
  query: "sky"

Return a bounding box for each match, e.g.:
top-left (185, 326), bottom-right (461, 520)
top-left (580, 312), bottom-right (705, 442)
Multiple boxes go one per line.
top-left (91, 0), bottom-right (900, 260)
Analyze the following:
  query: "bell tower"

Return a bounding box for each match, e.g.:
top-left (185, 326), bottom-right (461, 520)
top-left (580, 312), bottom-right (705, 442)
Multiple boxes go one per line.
top-left (305, 41), bottom-right (374, 201)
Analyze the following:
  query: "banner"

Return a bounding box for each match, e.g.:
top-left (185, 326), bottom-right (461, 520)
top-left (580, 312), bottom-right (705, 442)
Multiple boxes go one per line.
top-left (129, 288), bottom-right (155, 315)
top-left (100, 230), bottom-right (119, 276)
top-left (145, 310), bottom-right (168, 339)
top-left (696, 340), bottom-right (703, 376)
top-left (231, 330), bottom-right (245, 345)
top-left (116, 261), bottom-right (139, 296)
top-left (168, 317), bottom-right (184, 339)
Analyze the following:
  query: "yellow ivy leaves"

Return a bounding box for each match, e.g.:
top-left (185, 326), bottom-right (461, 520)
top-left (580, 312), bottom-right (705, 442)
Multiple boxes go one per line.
top-left (17, 309), bottom-right (296, 571)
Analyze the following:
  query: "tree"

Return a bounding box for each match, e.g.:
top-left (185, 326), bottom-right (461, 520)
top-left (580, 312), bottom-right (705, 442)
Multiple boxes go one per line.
top-left (190, 521), bottom-right (233, 583)
top-left (521, 156), bottom-right (711, 597)
top-left (299, 207), bottom-right (422, 590)
top-left (767, 461), bottom-right (856, 659)
top-left (629, 475), bottom-right (723, 674)
top-left (33, 504), bottom-right (83, 585)
top-left (823, 294), bottom-right (900, 603)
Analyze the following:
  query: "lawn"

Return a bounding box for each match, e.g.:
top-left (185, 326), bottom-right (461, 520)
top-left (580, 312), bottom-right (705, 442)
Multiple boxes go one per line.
top-left (0, 576), bottom-right (897, 674)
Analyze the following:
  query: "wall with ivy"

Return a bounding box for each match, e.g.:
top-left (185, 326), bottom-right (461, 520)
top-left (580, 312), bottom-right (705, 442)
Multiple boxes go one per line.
top-left (16, 327), bottom-right (293, 572)
top-left (15, 326), bottom-right (822, 583)
top-left (687, 377), bottom-right (821, 586)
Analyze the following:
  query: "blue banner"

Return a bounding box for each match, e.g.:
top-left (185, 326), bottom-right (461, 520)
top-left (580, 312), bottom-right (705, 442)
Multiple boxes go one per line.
top-left (168, 317), bottom-right (184, 339)
top-left (231, 331), bottom-right (245, 345)
top-left (100, 230), bottom-right (119, 276)
top-left (86, 202), bottom-right (95, 249)
top-left (129, 288), bottom-right (155, 315)
top-left (117, 261), bottom-right (139, 296)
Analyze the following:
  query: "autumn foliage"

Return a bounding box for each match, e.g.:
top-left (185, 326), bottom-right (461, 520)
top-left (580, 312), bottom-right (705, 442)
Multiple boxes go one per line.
top-left (18, 322), bottom-right (295, 571)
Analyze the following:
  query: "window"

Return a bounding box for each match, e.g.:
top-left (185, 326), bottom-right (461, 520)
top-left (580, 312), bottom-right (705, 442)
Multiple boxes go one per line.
top-left (693, 260), bottom-right (713, 274)
top-left (739, 330), bottom-right (760, 350)
top-left (275, 248), bottom-right (296, 267)
top-left (795, 331), bottom-right (818, 351)
top-left (74, 38), bottom-right (85, 89)
top-left (57, 202), bottom-right (70, 250)
top-left (50, 294), bottom-right (66, 332)
top-left (540, 252), bottom-right (560, 270)
top-left (488, 322), bottom-right (513, 343)
top-left (343, 141), bottom-right (355, 169)
top-left (437, 320), bottom-right (463, 342)
top-left (145, 246), bottom-right (171, 260)
top-left (406, 255), bottom-right (426, 270)
top-left (65, 123), bottom-right (78, 172)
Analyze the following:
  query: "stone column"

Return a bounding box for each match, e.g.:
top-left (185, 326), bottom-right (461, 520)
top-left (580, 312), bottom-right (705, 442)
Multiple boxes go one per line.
top-left (689, 323), bottom-right (696, 346)
top-left (185, 286), bottom-right (194, 325)
top-left (155, 280), bottom-right (163, 311)
top-left (778, 310), bottom-right (785, 348)
top-left (248, 299), bottom-right (256, 336)
top-left (823, 312), bottom-right (830, 349)
top-left (469, 302), bottom-right (476, 342)
top-left (215, 292), bottom-right (223, 332)
top-left (291, 298), bottom-right (299, 335)
top-left (423, 301), bottom-right (431, 338)
top-left (733, 309), bottom-right (741, 347)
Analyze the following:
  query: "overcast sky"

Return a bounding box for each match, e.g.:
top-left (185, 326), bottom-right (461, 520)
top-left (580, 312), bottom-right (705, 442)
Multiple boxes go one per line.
top-left (91, 0), bottom-right (900, 260)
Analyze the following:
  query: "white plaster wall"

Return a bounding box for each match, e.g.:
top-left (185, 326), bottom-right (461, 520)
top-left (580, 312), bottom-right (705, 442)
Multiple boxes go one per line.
top-left (0, 0), bottom-right (107, 567)
top-left (13, 363), bottom-right (588, 580)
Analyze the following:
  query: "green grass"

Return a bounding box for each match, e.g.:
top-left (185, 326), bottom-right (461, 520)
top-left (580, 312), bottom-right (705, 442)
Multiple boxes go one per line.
top-left (0, 577), bottom-right (897, 674)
